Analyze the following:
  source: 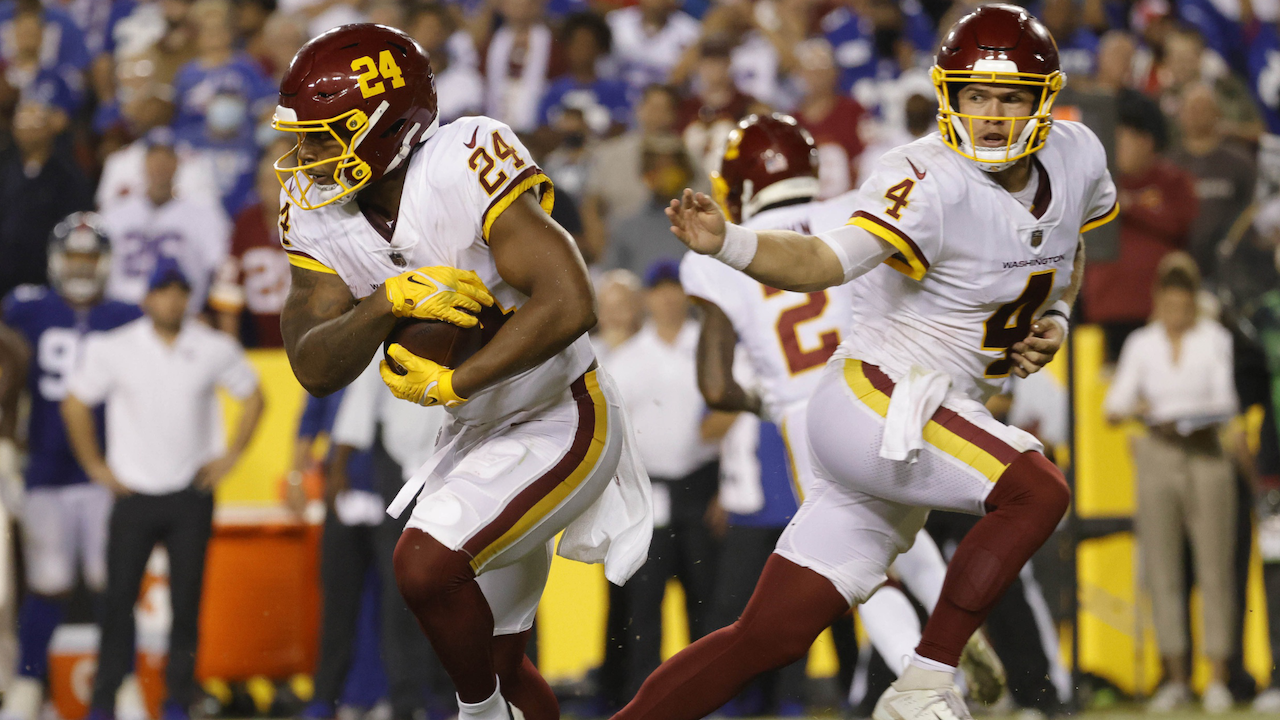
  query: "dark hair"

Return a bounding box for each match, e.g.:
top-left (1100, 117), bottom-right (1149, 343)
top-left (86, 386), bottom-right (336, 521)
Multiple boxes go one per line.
top-left (1118, 91), bottom-right (1168, 152)
top-left (408, 2), bottom-right (454, 32)
top-left (561, 11), bottom-right (611, 53)
top-left (1156, 252), bottom-right (1201, 292)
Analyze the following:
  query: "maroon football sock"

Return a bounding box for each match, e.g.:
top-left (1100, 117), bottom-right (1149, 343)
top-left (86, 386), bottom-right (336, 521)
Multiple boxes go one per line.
top-left (917, 451), bottom-right (1070, 667)
top-left (612, 556), bottom-right (849, 720)
top-left (493, 630), bottom-right (559, 720)
top-left (394, 529), bottom-right (497, 703)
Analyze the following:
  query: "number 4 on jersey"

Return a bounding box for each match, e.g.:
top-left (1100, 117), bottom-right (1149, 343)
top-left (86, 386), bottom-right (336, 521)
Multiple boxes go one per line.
top-left (982, 270), bottom-right (1055, 378)
top-left (883, 179), bottom-right (916, 220)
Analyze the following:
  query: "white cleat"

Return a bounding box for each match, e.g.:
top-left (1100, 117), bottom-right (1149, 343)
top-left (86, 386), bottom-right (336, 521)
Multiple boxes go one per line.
top-left (1146, 682), bottom-right (1191, 714)
top-left (959, 632), bottom-right (1006, 705)
top-left (0, 676), bottom-right (42, 720)
top-left (874, 665), bottom-right (973, 720)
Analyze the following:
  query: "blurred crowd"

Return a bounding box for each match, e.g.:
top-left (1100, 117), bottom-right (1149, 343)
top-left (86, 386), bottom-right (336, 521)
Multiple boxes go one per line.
top-left (0, 0), bottom-right (1278, 717)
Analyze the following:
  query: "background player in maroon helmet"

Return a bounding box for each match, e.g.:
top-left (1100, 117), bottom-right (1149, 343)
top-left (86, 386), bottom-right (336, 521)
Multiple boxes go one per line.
top-left (274, 24), bottom-right (649, 720)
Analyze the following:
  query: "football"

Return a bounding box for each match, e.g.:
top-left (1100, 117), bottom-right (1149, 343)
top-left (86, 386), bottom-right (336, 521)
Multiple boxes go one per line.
top-left (383, 318), bottom-right (486, 374)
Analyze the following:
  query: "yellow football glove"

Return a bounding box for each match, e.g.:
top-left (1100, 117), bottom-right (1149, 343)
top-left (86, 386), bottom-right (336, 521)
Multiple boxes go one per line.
top-left (379, 344), bottom-right (468, 407)
top-left (384, 267), bottom-right (495, 327)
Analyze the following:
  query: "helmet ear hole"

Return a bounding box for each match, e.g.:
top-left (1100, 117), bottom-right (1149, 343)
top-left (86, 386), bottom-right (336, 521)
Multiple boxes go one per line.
top-left (381, 119), bottom-right (407, 138)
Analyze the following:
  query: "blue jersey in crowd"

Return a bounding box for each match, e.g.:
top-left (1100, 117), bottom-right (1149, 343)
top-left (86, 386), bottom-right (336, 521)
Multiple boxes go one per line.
top-left (1, 285), bottom-right (140, 488)
top-left (171, 53), bottom-right (275, 148)
top-left (537, 77), bottom-right (632, 133)
top-left (297, 392), bottom-right (376, 493)
top-left (821, 0), bottom-right (933, 95)
top-left (728, 420), bottom-right (799, 529)
top-left (1248, 21), bottom-right (1280, 135)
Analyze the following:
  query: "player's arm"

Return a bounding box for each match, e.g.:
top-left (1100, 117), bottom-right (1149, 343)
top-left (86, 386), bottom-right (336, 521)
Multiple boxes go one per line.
top-left (666, 190), bottom-right (894, 292)
top-left (448, 193), bottom-right (597, 399)
top-left (692, 298), bottom-right (761, 414)
top-left (280, 267), bottom-right (399, 396)
top-left (61, 394), bottom-right (130, 496)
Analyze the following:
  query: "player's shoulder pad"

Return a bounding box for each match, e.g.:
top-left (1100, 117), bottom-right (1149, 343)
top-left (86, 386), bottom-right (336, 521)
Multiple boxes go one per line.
top-left (423, 116), bottom-right (516, 185)
top-left (6, 284), bottom-right (49, 306)
top-left (867, 136), bottom-right (956, 196)
top-left (1048, 120), bottom-right (1107, 170)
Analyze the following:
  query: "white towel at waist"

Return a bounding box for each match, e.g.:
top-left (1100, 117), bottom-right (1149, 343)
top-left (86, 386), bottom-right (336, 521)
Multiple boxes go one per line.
top-left (880, 365), bottom-right (952, 463)
top-left (387, 366), bottom-right (653, 585)
top-left (558, 366), bottom-right (653, 585)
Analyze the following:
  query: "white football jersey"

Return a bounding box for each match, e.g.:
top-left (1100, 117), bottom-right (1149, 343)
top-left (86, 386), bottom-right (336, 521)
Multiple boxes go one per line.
top-left (99, 194), bottom-right (232, 316)
top-left (281, 116), bottom-right (595, 426)
top-left (825, 120), bottom-right (1118, 402)
top-left (679, 192), bottom-right (858, 422)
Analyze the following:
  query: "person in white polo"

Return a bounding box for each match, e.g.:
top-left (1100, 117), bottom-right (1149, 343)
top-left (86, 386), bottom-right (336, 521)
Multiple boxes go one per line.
top-left (60, 257), bottom-right (265, 720)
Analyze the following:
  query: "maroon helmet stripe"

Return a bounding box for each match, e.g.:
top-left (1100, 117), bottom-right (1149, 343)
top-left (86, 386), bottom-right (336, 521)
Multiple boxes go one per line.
top-left (859, 362), bottom-right (1022, 466)
top-left (461, 374), bottom-right (597, 559)
top-left (851, 211), bottom-right (931, 270)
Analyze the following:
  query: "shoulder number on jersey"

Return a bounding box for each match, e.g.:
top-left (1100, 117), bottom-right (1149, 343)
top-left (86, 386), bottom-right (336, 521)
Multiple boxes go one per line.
top-left (883, 178), bottom-right (916, 220)
top-left (278, 202), bottom-right (292, 246)
top-left (763, 287), bottom-right (840, 375)
top-left (981, 269), bottom-right (1055, 378)
top-left (469, 131), bottom-right (527, 195)
top-left (352, 51), bottom-right (407, 99)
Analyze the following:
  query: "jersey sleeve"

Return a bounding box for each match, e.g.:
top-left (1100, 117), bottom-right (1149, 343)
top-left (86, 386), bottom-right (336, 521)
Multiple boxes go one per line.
top-left (679, 252), bottom-right (735, 309)
top-left (1079, 126), bottom-right (1119, 233)
top-left (843, 150), bottom-right (944, 280)
top-left (277, 188), bottom-right (338, 275)
top-left (454, 118), bottom-right (555, 243)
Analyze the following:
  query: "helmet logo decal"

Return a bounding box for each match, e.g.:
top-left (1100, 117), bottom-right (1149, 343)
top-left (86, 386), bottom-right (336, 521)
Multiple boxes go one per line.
top-left (763, 150), bottom-right (789, 174)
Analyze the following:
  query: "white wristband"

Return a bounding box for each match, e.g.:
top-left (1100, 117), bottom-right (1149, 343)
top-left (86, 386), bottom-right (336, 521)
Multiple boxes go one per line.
top-left (712, 223), bottom-right (758, 271)
top-left (1039, 300), bottom-right (1071, 336)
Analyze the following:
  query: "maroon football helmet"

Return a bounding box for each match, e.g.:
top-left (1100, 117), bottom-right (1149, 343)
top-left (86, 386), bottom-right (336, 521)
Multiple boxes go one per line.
top-left (711, 113), bottom-right (820, 223)
top-left (931, 4), bottom-right (1063, 172)
top-left (272, 24), bottom-right (439, 209)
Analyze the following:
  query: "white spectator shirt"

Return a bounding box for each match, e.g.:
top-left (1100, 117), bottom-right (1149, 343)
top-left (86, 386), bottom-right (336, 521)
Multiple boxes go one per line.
top-left (607, 7), bottom-right (701, 93)
top-left (604, 320), bottom-right (718, 479)
top-left (66, 318), bottom-right (258, 494)
top-left (96, 141), bottom-right (221, 213)
top-left (1104, 319), bottom-right (1239, 430)
top-left (483, 24), bottom-right (552, 133)
top-left (99, 194), bottom-right (232, 315)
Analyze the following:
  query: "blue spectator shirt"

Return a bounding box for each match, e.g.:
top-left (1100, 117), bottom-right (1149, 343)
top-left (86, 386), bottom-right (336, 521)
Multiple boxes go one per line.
top-left (1248, 20), bottom-right (1280, 135)
top-left (821, 0), bottom-right (933, 95)
top-left (171, 53), bottom-right (275, 148)
top-left (296, 392), bottom-right (376, 492)
top-left (0, 2), bottom-right (91, 72)
top-left (1, 285), bottom-right (141, 488)
top-left (727, 420), bottom-right (799, 529)
top-left (537, 76), bottom-right (632, 133)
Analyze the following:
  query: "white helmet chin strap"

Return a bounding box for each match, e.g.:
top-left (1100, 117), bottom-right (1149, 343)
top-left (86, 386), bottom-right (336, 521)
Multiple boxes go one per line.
top-left (949, 112), bottom-right (1038, 173)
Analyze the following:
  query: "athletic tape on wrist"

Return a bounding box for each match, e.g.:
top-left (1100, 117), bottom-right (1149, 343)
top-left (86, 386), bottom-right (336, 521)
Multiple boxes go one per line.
top-left (712, 223), bottom-right (759, 271)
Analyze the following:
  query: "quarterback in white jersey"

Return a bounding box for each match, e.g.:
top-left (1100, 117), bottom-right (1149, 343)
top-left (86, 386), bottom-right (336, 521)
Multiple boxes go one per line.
top-left (613, 6), bottom-right (1114, 720)
top-left (681, 113), bottom-right (1003, 699)
top-left (272, 24), bottom-right (649, 720)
